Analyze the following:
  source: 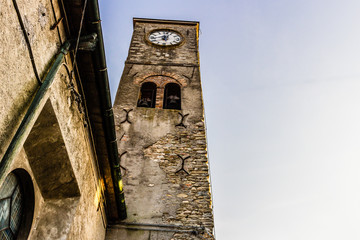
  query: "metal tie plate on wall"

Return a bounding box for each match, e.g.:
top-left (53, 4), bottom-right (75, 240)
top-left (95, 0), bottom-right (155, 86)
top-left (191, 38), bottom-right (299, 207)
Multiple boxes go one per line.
top-left (120, 109), bottom-right (133, 124)
top-left (175, 154), bottom-right (190, 175)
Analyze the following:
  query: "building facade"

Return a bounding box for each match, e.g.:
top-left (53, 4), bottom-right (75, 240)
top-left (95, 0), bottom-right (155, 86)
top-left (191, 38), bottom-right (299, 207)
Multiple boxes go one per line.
top-left (0, 0), bottom-right (125, 239)
top-left (106, 18), bottom-right (215, 240)
top-left (0, 1), bottom-right (214, 239)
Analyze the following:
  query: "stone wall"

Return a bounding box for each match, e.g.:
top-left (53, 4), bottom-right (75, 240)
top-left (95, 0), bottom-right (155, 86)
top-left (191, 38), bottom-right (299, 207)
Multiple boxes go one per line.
top-left (112, 89), bottom-right (214, 239)
top-left (144, 122), bottom-right (214, 238)
top-left (0, 0), bottom-right (106, 239)
top-left (127, 22), bottom-right (199, 65)
top-left (110, 19), bottom-right (215, 239)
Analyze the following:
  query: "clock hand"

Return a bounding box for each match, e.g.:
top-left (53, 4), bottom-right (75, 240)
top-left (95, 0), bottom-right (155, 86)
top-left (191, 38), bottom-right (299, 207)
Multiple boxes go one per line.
top-left (154, 35), bottom-right (164, 39)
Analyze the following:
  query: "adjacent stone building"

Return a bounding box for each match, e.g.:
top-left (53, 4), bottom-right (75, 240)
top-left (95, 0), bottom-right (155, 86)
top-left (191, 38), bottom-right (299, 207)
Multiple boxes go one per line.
top-left (0, 0), bottom-right (125, 239)
top-left (0, 1), bottom-right (214, 239)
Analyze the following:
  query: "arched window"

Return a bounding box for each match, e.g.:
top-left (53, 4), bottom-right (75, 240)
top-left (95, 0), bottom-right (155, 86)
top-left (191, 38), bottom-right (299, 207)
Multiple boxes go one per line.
top-left (0, 172), bottom-right (23, 239)
top-left (0, 170), bottom-right (34, 239)
top-left (137, 82), bottom-right (157, 108)
top-left (163, 83), bottom-right (181, 110)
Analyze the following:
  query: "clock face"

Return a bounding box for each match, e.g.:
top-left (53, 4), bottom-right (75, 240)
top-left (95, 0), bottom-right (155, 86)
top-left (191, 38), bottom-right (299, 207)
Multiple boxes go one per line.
top-left (148, 30), bottom-right (183, 46)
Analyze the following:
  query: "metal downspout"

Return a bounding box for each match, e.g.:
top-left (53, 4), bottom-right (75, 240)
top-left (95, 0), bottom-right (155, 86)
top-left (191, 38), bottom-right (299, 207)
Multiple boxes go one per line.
top-left (0, 41), bottom-right (71, 183)
top-left (88, 0), bottom-right (127, 220)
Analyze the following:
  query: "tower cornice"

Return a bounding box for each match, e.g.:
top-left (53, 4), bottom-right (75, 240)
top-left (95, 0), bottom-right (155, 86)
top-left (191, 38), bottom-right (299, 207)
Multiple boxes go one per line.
top-left (133, 17), bottom-right (199, 27)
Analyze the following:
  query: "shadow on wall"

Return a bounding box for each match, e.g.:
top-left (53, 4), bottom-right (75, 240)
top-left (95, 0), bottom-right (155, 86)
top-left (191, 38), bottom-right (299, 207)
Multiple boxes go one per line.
top-left (23, 99), bottom-right (80, 239)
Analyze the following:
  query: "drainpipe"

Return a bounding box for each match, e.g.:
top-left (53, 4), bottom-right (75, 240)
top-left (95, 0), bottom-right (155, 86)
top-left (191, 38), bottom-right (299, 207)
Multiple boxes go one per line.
top-left (87, 0), bottom-right (127, 220)
top-left (0, 41), bottom-right (71, 184)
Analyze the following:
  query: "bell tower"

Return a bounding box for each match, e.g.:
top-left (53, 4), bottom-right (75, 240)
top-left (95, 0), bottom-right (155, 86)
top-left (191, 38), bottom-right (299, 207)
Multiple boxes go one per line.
top-left (110, 18), bottom-right (214, 240)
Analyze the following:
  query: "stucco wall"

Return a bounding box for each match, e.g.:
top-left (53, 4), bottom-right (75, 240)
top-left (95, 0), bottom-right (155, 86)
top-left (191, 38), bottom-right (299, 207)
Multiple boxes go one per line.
top-left (0, 0), bottom-right (106, 239)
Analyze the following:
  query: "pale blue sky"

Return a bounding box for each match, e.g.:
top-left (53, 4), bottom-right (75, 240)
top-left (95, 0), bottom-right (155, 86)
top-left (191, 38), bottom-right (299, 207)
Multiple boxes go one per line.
top-left (100, 1), bottom-right (360, 239)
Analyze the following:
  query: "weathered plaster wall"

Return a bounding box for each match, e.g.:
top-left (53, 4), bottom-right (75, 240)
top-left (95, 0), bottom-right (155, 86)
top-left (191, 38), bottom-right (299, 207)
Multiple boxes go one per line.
top-left (49, 66), bottom-right (107, 240)
top-left (113, 68), bottom-right (214, 239)
top-left (110, 20), bottom-right (214, 240)
top-left (0, 0), bottom-right (106, 239)
top-left (0, 0), bottom-right (61, 159)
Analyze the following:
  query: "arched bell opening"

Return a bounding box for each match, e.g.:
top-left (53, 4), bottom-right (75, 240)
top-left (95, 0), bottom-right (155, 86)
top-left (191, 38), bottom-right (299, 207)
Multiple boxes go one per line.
top-left (163, 83), bottom-right (181, 110)
top-left (137, 82), bottom-right (157, 108)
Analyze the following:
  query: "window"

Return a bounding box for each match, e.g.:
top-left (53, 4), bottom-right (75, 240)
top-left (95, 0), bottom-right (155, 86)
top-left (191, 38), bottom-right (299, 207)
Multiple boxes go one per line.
top-left (0, 170), bottom-right (34, 239)
top-left (163, 83), bottom-right (181, 110)
top-left (137, 82), bottom-right (157, 108)
top-left (0, 172), bottom-right (23, 239)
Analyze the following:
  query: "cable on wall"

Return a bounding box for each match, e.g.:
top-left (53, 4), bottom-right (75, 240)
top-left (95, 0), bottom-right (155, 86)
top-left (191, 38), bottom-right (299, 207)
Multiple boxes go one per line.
top-left (71, 0), bottom-right (88, 79)
top-left (12, 0), bottom-right (41, 85)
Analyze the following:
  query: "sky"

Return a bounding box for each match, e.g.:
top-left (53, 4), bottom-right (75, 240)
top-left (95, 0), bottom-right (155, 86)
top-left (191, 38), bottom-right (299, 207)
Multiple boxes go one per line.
top-left (99, 1), bottom-right (360, 239)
